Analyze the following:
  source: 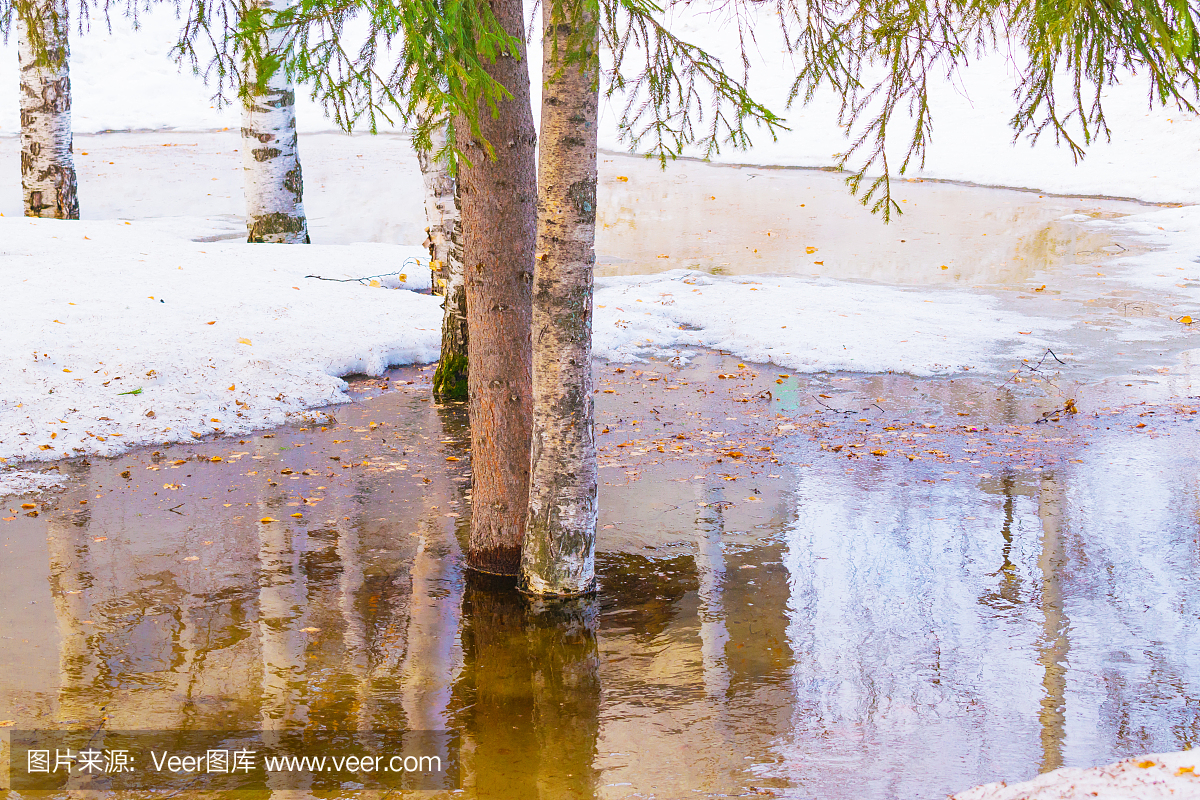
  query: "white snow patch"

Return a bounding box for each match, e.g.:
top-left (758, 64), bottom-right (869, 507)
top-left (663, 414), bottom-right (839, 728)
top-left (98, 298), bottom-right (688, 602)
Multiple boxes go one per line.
top-left (0, 469), bottom-right (67, 497)
top-left (952, 749), bottom-right (1200, 800)
top-left (0, 217), bottom-right (442, 464)
top-left (594, 271), bottom-right (1067, 375)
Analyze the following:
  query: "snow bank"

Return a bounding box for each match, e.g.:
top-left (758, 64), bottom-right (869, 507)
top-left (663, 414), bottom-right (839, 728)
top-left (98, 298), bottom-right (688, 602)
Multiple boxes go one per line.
top-left (0, 217), bottom-right (441, 465)
top-left (952, 749), bottom-right (1200, 800)
top-left (594, 271), bottom-right (1067, 374)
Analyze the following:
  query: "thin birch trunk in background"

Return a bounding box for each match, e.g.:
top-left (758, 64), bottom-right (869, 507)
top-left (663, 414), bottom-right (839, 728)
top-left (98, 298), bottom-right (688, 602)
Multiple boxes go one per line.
top-left (242, 0), bottom-right (309, 244)
top-left (457, 0), bottom-right (537, 576)
top-left (417, 118), bottom-right (469, 401)
top-left (519, 0), bottom-right (599, 596)
top-left (18, 0), bottom-right (78, 219)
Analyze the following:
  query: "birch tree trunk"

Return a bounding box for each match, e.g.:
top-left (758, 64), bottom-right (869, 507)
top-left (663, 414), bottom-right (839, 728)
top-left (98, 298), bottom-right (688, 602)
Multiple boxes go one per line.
top-left (519, 0), bottom-right (600, 596)
top-left (18, 0), bottom-right (78, 219)
top-left (417, 119), bottom-right (470, 401)
top-left (456, 0), bottom-right (538, 576)
top-left (242, 0), bottom-right (309, 244)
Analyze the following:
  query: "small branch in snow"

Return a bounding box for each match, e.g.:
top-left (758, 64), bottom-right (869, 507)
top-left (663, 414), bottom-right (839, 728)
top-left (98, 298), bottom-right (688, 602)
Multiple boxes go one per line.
top-left (305, 257), bottom-right (428, 286)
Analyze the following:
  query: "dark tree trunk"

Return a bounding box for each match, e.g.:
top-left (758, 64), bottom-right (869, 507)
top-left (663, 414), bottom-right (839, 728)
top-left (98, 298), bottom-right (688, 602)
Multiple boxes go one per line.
top-left (456, 0), bottom-right (538, 576)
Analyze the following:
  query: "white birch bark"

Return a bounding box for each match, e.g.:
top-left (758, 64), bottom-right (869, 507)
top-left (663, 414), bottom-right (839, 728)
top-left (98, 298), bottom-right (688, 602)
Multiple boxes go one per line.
top-left (519, 1), bottom-right (600, 595)
top-left (416, 117), bottom-right (458, 292)
top-left (419, 117), bottom-right (469, 400)
top-left (18, 0), bottom-right (78, 219)
top-left (242, 0), bottom-right (308, 244)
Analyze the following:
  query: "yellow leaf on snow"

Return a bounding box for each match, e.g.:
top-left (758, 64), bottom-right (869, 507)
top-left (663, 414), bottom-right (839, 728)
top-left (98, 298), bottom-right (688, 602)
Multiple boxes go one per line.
top-left (238, 337), bottom-right (252, 346)
top-left (1181, 316), bottom-right (1193, 324)
top-left (259, 517), bottom-right (277, 523)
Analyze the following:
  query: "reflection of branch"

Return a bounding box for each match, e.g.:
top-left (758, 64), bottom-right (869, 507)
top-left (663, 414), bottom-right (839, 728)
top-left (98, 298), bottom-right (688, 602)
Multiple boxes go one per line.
top-left (811, 394), bottom-right (884, 415)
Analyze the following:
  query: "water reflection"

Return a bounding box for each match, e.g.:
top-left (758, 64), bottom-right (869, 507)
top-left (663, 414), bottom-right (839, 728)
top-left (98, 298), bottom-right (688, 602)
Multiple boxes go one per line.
top-left (596, 155), bottom-right (1156, 285)
top-left (451, 580), bottom-right (600, 800)
top-left (2, 363), bottom-right (1199, 799)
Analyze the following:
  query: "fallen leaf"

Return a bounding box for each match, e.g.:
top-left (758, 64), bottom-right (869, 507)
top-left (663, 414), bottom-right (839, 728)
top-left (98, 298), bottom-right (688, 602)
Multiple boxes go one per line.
top-left (183, 556), bottom-right (199, 561)
top-left (228, 384), bottom-right (236, 391)
top-left (0, 720), bottom-right (13, 727)
top-left (290, 512), bottom-right (303, 518)
top-left (446, 456), bottom-right (460, 461)
top-left (260, 517), bottom-right (277, 523)
top-left (20, 503), bottom-right (35, 509)
top-left (299, 627), bottom-right (321, 633)
top-left (206, 321), bottom-right (216, 325)
top-left (1181, 316), bottom-right (1193, 324)
top-left (237, 337), bottom-right (252, 346)
top-left (93, 537), bottom-right (107, 542)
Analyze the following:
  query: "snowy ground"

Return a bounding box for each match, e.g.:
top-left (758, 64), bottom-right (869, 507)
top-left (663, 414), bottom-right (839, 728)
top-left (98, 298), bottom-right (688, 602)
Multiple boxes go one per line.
top-left (0, 216), bottom-right (438, 473)
top-left (951, 749), bottom-right (1200, 800)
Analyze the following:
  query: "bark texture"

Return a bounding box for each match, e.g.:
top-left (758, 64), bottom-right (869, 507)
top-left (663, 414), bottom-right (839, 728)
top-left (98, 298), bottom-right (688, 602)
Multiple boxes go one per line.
top-left (519, 1), bottom-right (600, 596)
top-left (456, 0), bottom-right (538, 576)
top-left (418, 119), bottom-right (470, 401)
top-left (242, 0), bottom-right (309, 244)
top-left (18, 0), bottom-right (78, 220)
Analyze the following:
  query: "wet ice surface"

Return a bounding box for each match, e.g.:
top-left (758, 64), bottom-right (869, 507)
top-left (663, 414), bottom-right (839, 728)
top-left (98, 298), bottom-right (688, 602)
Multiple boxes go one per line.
top-left (597, 155), bottom-right (1200, 388)
top-left (2, 355), bottom-right (1198, 800)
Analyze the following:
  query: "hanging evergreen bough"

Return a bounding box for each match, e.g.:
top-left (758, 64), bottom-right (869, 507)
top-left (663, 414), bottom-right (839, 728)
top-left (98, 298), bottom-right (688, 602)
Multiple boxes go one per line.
top-left (17, 0), bottom-right (78, 220)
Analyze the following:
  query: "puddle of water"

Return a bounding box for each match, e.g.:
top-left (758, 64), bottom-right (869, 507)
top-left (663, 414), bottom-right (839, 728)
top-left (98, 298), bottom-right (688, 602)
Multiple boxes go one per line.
top-left (596, 154), bottom-right (1160, 286)
top-left (2, 355), bottom-right (1198, 799)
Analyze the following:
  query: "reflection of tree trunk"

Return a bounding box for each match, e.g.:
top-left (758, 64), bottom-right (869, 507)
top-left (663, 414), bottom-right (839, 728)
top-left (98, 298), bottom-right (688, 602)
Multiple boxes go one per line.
top-left (257, 507), bottom-right (309, 731)
top-left (694, 483), bottom-right (730, 700)
top-left (47, 516), bottom-right (92, 719)
top-left (1037, 472), bottom-right (1069, 773)
top-left (398, 402), bottom-right (468, 730)
top-left (526, 596), bottom-right (600, 800)
top-left (454, 575), bottom-right (600, 800)
top-left (336, 514), bottom-right (370, 731)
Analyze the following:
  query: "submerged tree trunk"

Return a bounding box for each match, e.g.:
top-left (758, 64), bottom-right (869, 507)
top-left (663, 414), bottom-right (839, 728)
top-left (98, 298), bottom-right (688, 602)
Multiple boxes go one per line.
top-left (418, 119), bottom-right (469, 401)
top-left (456, 0), bottom-right (537, 576)
top-left (519, 0), bottom-right (600, 596)
top-left (18, 0), bottom-right (78, 219)
top-left (242, 0), bottom-right (308, 244)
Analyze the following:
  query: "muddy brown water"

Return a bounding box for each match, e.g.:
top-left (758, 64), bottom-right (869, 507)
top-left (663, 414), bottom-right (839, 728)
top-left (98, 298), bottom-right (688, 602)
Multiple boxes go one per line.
top-left (2, 354), bottom-right (1199, 799)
